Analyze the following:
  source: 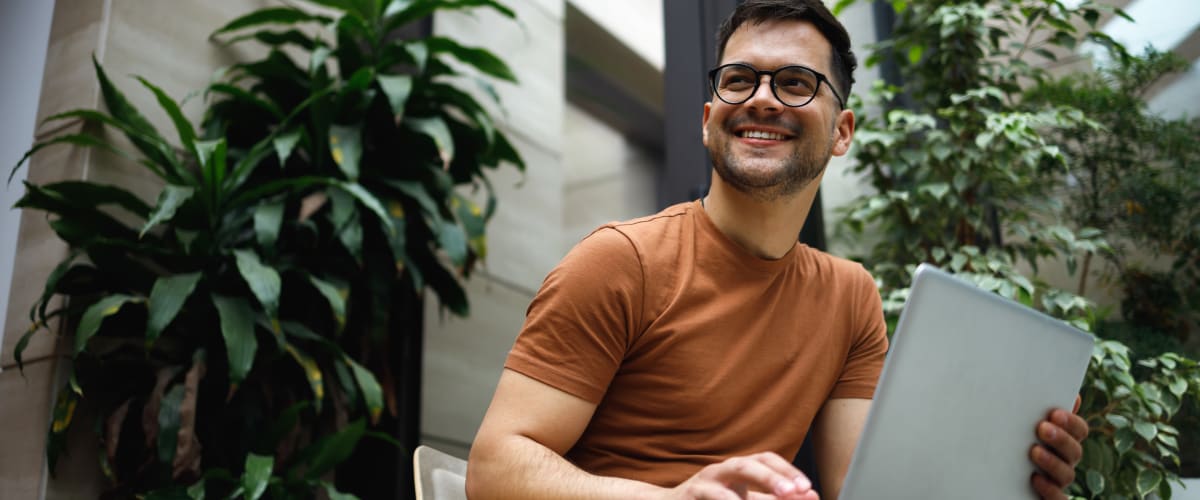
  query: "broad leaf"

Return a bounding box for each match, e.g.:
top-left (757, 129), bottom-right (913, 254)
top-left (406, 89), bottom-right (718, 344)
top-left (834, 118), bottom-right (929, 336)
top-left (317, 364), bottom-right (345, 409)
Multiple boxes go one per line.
top-left (307, 274), bottom-right (347, 331)
top-left (157, 384), bottom-right (186, 465)
top-left (284, 342), bottom-right (324, 410)
top-left (146, 273), bottom-right (203, 344)
top-left (425, 36), bottom-right (516, 82)
top-left (241, 453), bottom-right (273, 500)
top-left (46, 381), bottom-right (80, 473)
top-left (212, 7), bottom-right (332, 35)
top-left (9, 132), bottom-right (157, 185)
top-left (136, 77), bottom-right (196, 154)
top-left (212, 294), bottom-right (258, 384)
top-left (233, 249), bottom-right (281, 320)
top-left (254, 200), bottom-right (285, 251)
top-left (377, 74), bottom-right (413, 119)
top-left (437, 219), bottom-right (469, 267)
top-left (273, 127), bottom-right (303, 165)
top-left (91, 57), bottom-right (185, 178)
top-left (35, 181), bottom-right (152, 218)
top-left (329, 124), bottom-right (362, 180)
top-left (335, 181), bottom-right (395, 234)
top-left (407, 116), bottom-right (455, 169)
top-left (75, 294), bottom-right (141, 355)
top-left (194, 139), bottom-right (228, 196)
top-left (343, 356), bottom-right (383, 423)
top-left (141, 185), bottom-right (196, 237)
top-left (301, 419), bottom-right (366, 480)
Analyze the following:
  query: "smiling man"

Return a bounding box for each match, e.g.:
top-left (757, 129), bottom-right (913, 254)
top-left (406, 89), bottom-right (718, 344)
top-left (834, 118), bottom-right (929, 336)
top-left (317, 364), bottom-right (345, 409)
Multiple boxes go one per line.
top-left (465, 1), bottom-right (1088, 499)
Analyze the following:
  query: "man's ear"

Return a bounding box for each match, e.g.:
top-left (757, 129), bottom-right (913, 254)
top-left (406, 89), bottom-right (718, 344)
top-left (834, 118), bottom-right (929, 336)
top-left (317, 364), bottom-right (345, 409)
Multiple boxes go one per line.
top-left (701, 101), bottom-right (712, 148)
top-left (830, 108), bottom-right (856, 157)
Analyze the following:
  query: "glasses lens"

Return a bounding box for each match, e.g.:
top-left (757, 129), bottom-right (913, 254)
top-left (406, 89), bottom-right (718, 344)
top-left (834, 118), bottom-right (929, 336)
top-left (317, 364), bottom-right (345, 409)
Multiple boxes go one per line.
top-left (714, 65), bottom-right (757, 104)
top-left (773, 67), bottom-right (820, 106)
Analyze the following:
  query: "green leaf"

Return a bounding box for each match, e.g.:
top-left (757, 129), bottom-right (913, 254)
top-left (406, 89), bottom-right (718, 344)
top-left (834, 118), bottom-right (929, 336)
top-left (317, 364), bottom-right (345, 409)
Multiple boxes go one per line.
top-left (377, 74), bottom-right (413, 119)
top-left (212, 294), bottom-right (258, 384)
top-left (206, 83), bottom-right (285, 119)
top-left (425, 36), bottom-right (516, 82)
top-left (1086, 469), bottom-right (1105, 494)
top-left (323, 482), bottom-right (360, 500)
top-left (407, 116), bottom-right (455, 169)
top-left (308, 275), bottom-right (347, 331)
top-left (35, 181), bottom-right (153, 218)
top-left (91, 57), bottom-right (182, 176)
top-left (46, 381), bottom-right (80, 473)
top-left (75, 294), bottom-right (141, 355)
top-left (194, 138), bottom-right (227, 195)
top-left (136, 77), bottom-right (196, 153)
top-left (157, 384), bottom-right (186, 465)
top-left (1134, 421), bottom-right (1157, 441)
top-left (141, 185), bottom-right (195, 237)
top-left (438, 220), bottom-right (469, 267)
top-left (212, 7), bottom-right (332, 35)
top-left (335, 181), bottom-right (395, 234)
top-left (1136, 469), bottom-right (1162, 497)
top-left (285, 342), bottom-right (324, 410)
top-left (273, 127), bottom-right (303, 165)
top-left (344, 356), bottom-right (383, 423)
top-left (1115, 428), bottom-right (1136, 454)
top-left (241, 453), bottom-right (273, 500)
top-left (146, 273), bottom-right (203, 344)
top-left (233, 249), bottom-right (281, 320)
top-left (329, 124), bottom-right (362, 180)
top-left (254, 200), bottom-right (285, 251)
top-left (301, 420), bottom-right (366, 480)
top-left (9, 132), bottom-right (156, 185)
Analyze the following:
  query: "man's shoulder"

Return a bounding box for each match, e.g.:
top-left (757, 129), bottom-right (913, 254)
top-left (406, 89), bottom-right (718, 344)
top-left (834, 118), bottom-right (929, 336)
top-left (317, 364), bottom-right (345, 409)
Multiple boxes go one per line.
top-left (795, 245), bottom-right (876, 284)
top-left (580, 201), bottom-right (696, 249)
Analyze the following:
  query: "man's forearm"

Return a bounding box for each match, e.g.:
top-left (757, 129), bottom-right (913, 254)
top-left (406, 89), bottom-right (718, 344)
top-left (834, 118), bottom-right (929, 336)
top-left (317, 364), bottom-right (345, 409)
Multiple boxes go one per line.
top-left (466, 434), bottom-right (665, 500)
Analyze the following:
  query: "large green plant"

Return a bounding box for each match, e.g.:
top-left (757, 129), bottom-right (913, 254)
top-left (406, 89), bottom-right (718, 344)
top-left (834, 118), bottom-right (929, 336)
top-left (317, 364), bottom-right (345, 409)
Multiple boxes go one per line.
top-left (1026, 48), bottom-right (1200, 343)
top-left (835, 0), bottom-right (1200, 497)
top-left (9, 0), bottom-right (521, 497)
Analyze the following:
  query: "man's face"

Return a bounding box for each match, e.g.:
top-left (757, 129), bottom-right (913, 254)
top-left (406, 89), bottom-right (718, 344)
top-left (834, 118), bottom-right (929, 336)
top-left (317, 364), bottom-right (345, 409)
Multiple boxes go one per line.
top-left (702, 19), bottom-right (854, 202)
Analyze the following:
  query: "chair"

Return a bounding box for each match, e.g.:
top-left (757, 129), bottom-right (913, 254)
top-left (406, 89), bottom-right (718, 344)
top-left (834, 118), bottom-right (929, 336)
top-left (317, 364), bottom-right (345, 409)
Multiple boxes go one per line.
top-left (413, 445), bottom-right (469, 500)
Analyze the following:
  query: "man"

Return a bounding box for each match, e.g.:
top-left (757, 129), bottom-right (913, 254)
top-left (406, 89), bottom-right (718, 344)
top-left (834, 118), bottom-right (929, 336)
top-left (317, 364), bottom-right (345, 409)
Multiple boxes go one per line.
top-left (466, 1), bottom-right (1088, 498)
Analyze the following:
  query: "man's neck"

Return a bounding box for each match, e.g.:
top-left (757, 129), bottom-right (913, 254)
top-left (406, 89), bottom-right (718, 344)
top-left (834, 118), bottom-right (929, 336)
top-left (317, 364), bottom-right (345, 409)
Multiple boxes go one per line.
top-left (702, 173), bottom-right (822, 260)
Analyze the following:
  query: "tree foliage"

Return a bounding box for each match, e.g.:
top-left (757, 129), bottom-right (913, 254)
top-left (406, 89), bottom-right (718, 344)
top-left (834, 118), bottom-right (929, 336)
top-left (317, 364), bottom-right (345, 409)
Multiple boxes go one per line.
top-left (835, 0), bottom-right (1200, 497)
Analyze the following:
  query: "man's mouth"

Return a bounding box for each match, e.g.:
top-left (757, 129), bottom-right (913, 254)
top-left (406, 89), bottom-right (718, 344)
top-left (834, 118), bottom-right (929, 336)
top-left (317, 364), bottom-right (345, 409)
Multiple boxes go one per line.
top-left (737, 129), bottom-right (789, 141)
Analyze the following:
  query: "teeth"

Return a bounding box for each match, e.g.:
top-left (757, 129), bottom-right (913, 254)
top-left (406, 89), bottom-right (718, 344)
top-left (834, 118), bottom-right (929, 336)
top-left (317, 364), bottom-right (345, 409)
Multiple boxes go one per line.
top-left (741, 130), bottom-right (785, 140)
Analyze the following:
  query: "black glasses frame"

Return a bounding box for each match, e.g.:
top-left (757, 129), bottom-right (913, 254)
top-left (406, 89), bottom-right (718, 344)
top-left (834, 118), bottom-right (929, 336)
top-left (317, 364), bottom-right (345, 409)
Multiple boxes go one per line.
top-left (707, 63), bottom-right (845, 109)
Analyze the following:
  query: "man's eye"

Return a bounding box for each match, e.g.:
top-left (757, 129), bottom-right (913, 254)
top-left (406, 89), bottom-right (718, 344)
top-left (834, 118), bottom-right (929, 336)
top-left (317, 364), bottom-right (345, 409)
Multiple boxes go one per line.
top-left (723, 76), bottom-right (753, 87)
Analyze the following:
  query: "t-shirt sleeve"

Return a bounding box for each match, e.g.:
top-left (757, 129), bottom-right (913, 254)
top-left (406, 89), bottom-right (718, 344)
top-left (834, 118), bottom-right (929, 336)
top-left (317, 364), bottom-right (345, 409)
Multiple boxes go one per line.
top-left (504, 227), bottom-right (643, 404)
top-left (828, 266), bottom-right (889, 400)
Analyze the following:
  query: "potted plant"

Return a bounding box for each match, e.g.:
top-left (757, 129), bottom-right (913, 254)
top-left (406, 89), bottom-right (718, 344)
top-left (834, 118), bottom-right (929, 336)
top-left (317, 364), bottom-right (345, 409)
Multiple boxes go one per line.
top-left (10, 0), bottom-right (522, 497)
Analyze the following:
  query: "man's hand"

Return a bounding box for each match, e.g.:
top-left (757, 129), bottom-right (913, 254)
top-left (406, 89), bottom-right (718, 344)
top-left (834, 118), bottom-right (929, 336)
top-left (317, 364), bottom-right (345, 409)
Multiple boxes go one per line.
top-left (1030, 397), bottom-right (1089, 499)
top-left (668, 452), bottom-right (818, 500)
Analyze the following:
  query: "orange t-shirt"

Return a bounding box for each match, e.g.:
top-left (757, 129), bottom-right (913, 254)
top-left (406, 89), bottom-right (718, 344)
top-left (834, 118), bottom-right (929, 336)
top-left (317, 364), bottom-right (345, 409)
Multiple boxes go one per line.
top-left (505, 200), bottom-right (889, 487)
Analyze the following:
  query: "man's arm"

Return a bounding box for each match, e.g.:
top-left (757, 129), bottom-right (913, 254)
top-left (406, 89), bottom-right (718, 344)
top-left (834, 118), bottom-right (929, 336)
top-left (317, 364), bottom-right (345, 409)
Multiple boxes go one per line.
top-left (808, 398), bottom-right (870, 500)
top-left (467, 369), bottom-right (820, 500)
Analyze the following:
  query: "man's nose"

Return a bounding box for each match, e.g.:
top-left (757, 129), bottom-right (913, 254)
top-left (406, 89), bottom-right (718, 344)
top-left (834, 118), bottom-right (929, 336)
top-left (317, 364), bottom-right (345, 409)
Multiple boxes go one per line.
top-left (745, 75), bottom-right (781, 111)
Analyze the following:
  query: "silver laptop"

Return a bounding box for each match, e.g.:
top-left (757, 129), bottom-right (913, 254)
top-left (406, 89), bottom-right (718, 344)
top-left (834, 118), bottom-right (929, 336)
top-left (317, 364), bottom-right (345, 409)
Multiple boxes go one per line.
top-left (840, 264), bottom-right (1094, 500)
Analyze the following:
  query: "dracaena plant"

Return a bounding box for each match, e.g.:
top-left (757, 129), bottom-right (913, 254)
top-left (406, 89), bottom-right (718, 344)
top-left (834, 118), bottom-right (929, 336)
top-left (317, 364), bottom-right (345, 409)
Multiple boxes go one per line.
top-left (10, 0), bottom-right (522, 497)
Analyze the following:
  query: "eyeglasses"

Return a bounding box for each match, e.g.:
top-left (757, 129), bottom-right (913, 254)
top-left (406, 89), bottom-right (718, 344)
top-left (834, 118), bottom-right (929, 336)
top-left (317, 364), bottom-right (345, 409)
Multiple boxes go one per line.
top-left (708, 63), bottom-right (845, 109)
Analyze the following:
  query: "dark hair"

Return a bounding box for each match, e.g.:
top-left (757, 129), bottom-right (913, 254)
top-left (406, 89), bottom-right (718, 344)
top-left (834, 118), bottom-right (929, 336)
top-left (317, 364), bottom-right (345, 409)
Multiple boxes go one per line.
top-left (715, 0), bottom-right (857, 102)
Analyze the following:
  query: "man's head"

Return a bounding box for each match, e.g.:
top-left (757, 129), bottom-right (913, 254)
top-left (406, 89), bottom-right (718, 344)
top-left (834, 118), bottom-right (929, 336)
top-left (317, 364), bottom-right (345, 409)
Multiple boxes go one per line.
top-left (702, 2), bottom-right (857, 203)
top-left (715, 0), bottom-right (857, 100)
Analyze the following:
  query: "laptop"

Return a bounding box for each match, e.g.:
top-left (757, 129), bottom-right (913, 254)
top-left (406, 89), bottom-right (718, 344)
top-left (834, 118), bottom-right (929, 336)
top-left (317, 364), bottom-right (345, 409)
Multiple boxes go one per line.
top-left (839, 264), bottom-right (1094, 500)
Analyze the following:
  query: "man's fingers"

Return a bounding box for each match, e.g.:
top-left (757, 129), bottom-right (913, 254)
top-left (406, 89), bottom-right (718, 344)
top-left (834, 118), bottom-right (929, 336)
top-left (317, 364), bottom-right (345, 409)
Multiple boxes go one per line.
top-left (702, 453), bottom-right (816, 499)
top-left (1030, 443), bottom-right (1076, 489)
top-left (1031, 471), bottom-right (1068, 500)
top-left (1038, 418), bottom-right (1083, 467)
top-left (1056, 409), bottom-right (1090, 443)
